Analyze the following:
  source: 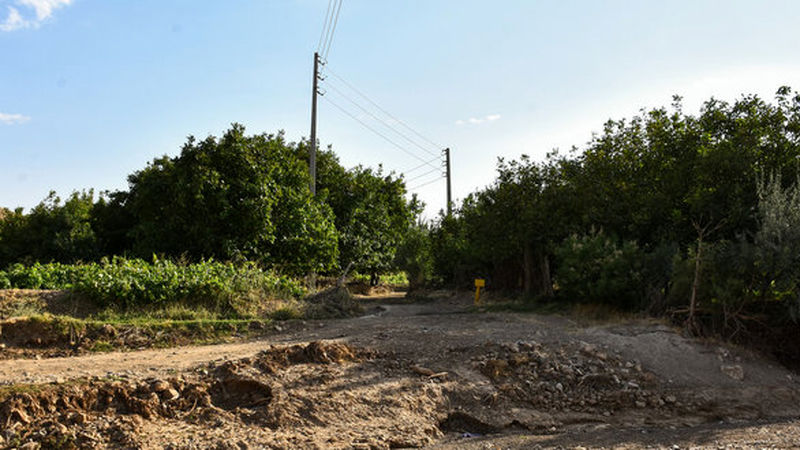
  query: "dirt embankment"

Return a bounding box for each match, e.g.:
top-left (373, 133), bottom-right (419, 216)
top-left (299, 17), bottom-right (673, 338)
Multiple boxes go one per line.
top-left (0, 291), bottom-right (798, 448)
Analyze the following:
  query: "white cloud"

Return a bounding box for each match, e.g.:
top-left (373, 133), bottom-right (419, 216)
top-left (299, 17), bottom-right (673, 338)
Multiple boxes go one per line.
top-left (0, 6), bottom-right (24, 31)
top-left (0, 112), bottom-right (31, 125)
top-left (456, 113), bottom-right (502, 125)
top-left (20, 0), bottom-right (71, 20)
top-left (0, 0), bottom-right (71, 31)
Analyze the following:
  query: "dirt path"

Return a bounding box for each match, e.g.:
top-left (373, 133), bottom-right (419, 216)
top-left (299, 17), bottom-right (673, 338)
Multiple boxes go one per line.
top-left (2, 291), bottom-right (799, 448)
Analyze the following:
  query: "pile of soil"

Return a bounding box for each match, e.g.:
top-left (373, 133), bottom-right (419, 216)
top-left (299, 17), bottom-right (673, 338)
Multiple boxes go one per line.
top-left (0, 341), bottom-right (443, 449)
top-left (304, 286), bottom-right (364, 319)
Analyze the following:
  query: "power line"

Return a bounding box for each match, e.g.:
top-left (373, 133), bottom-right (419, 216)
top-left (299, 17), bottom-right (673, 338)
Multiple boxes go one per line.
top-left (321, 95), bottom-right (440, 170)
top-left (323, 0), bottom-right (343, 61)
top-left (405, 166), bottom-right (442, 183)
top-left (408, 176), bottom-right (444, 191)
top-left (324, 80), bottom-right (443, 162)
top-left (316, 0), bottom-right (334, 53)
top-left (324, 65), bottom-right (443, 154)
top-left (403, 156), bottom-right (442, 175)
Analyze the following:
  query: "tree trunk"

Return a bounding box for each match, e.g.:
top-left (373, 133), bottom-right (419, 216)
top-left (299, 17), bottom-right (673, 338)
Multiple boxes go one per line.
top-left (687, 221), bottom-right (709, 336)
top-left (523, 243), bottom-right (554, 298)
top-left (523, 243), bottom-right (533, 295)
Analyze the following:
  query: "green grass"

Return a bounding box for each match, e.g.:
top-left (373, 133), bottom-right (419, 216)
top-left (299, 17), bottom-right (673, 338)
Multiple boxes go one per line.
top-left (349, 271), bottom-right (409, 286)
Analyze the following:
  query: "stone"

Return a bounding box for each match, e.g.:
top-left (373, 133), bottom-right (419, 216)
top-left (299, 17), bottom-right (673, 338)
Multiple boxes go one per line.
top-left (720, 364), bottom-right (744, 381)
top-left (151, 380), bottom-right (171, 392)
top-left (162, 388), bottom-right (180, 401)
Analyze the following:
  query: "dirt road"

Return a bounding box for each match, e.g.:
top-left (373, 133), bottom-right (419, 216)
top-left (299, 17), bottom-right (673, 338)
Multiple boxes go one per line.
top-left (1, 291), bottom-right (799, 448)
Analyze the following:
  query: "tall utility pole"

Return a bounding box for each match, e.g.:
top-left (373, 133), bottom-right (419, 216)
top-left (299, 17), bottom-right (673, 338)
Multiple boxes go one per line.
top-left (444, 147), bottom-right (452, 215)
top-left (309, 52), bottom-right (320, 195)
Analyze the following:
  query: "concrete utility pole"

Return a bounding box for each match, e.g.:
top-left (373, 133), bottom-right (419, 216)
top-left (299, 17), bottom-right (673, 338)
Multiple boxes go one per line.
top-left (309, 52), bottom-right (320, 195)
top-left (445, 147), bottom-right (452, 216)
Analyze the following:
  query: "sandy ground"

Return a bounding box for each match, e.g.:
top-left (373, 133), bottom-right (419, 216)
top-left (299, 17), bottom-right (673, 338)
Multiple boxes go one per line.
top-left (1, 291), bottom-right (799, 449)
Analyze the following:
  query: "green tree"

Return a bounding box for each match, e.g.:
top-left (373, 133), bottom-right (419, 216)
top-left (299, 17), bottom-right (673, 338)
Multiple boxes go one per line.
top-left (125, 124), bottom-right (338, 274)
top-left (311, 147), bottom-right (421, 283)
top-left (0, 191), bottom-right (98, 266)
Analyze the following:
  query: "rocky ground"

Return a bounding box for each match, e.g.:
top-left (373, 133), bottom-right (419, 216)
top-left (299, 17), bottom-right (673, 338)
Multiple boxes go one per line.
top-left (0, 290), bottom-right (799, 449)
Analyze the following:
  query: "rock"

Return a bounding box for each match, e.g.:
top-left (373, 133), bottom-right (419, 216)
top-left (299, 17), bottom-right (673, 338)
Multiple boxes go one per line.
top-left (162, 388), bottom-right (180, 401)
top-left (664, 395), bottom-right (677, 404)
top-left (411, 366), bottom-right (435, 376)
top-left (151, 380), bottom-right (171, 392)
top-left (635, 400), bottom-right (646, 408)
top-left (720, 364), bottom-right (744, 381)
top-left (68, 411), bottom-right (87, 425)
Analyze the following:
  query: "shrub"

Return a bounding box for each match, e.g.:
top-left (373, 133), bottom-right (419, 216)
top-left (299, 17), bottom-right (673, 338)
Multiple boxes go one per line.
top-left (554, 229), bottom-right (645, 310)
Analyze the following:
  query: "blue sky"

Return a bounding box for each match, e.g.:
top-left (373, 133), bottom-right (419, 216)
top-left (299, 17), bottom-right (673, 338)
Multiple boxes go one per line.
top-left (2, 0), bottom-right (800, 217)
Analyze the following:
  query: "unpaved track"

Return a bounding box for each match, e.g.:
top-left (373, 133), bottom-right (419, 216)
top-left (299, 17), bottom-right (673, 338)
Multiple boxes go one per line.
top-left (2, 292), bottom-right (800, 448)
top-left (0, 293), bottom-right (477, 384)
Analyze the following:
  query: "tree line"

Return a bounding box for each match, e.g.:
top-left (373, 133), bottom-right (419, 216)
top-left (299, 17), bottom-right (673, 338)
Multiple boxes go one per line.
top-left (0, 124), bottom-right (419, 281)
top-left (420, 87), bottom-right (800, 366)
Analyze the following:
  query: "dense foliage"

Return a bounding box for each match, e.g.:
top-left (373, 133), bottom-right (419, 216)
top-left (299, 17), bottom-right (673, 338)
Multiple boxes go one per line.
top-left (0, 124), bottom-right (419, 278)
top-left (125, 125), bottom-right (338, 274)
top-left (425, 87), bottom-right (800, 362)
top-left (0, 257), bottom-right (302, 316)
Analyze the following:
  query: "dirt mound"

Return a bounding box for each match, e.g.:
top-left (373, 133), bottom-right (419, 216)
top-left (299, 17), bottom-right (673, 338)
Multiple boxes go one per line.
top-left (347, 282), bottom-right (395, 296)
top-left (304, 286), bottom-right (364, 319)
top-left (255, 340), bottom-right (369, 370)
top-left (0, 341), bottom-right (444, 449)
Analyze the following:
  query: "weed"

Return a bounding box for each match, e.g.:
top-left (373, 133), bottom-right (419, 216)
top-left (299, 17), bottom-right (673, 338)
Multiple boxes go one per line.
top-left (90, 340), bottom-right (115, 352)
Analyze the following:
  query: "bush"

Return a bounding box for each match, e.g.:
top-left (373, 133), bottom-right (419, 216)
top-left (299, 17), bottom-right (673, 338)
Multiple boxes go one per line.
top-left (554, 230), bottom-right (645, 310)
top-left (394, 222), bottom-right (433, 289)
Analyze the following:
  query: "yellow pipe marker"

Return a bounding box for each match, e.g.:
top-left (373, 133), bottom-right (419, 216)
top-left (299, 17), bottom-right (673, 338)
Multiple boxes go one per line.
top-left (474, 278), bottom-right (485, 305)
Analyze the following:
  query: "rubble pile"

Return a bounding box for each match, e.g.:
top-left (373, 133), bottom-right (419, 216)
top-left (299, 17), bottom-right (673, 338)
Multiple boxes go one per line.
top-left (473, 340), bottom-right (682, 414)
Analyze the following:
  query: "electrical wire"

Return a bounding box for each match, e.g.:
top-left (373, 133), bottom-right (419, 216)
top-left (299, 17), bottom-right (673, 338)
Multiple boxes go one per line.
top-left (323, 0), bottom-right (343, 60)
top-left (408, 176), bottom-right (444, 191)
top-left (404, 166), bottom-right (442, 183)
top-left (316, 0), bottom-right (334, 53)
top-left (324, 81), bottom-right (443, 161)
top-left (324, 66), bottom-right (443, 154)
top-left (402, 156), bottom-right (442, 175)
top-left (321, 95), bottom-right (441, 170)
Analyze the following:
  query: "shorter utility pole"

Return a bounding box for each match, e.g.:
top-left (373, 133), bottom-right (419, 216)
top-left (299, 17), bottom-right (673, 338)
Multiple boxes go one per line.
top-left (444, 148), bottom-right (452, 215)
top-left (309, 52), bottom-right (320, 195)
